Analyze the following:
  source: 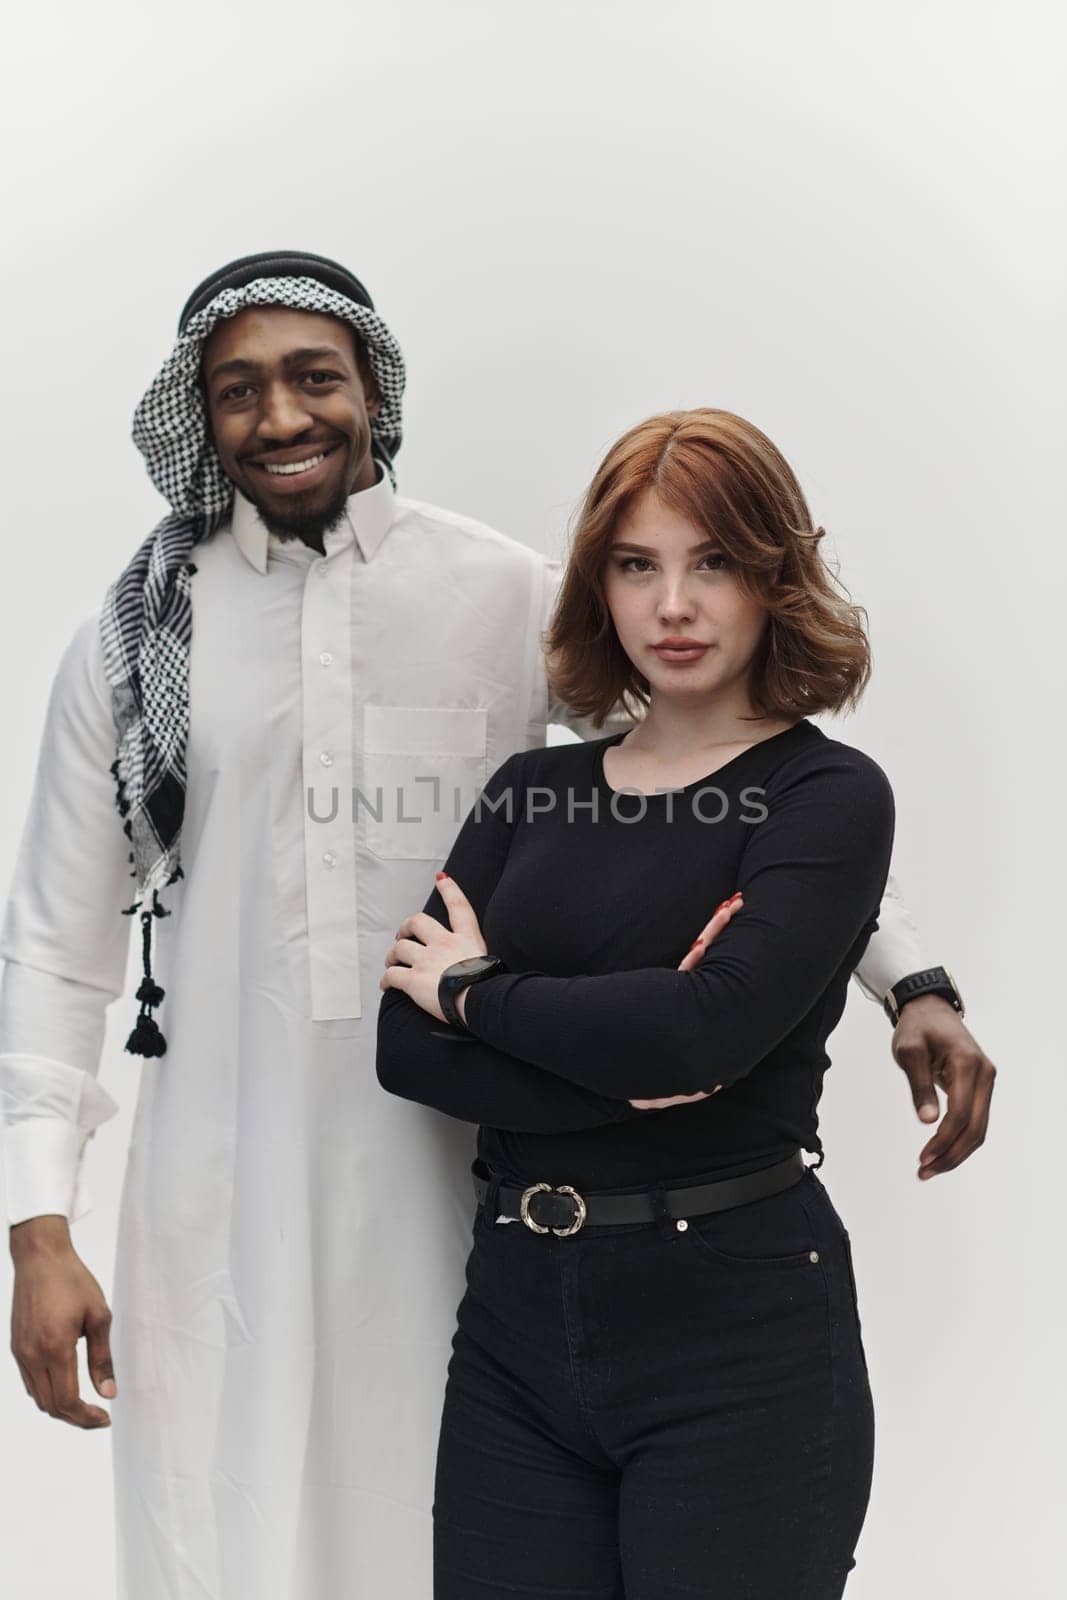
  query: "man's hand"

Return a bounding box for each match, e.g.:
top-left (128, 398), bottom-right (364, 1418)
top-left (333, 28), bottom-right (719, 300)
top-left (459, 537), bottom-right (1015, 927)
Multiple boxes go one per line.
top-left (9, 1215), bottom-right (116, 1428)
top-left (891, 995), bottom-right (996, 1179)
top-left (628, 894), bottom-right (742, 1111)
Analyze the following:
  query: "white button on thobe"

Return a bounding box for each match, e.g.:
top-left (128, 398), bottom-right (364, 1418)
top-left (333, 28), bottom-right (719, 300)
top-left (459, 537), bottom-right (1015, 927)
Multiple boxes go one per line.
top-left (0, 470), bottom-right (923, 1599)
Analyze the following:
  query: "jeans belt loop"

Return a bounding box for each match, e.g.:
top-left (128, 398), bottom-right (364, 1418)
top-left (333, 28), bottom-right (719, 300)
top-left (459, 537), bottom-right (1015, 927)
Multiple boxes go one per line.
top-left (649, 1180), bottom-right (676, 1240)
top-left (482, 1171), bottom-right (505, 1225)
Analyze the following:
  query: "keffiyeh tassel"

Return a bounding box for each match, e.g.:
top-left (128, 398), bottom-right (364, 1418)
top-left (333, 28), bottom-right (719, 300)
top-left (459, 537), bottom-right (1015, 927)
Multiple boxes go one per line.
top-left (110, 750), bottom-right (183, 1057)
top-left (124, 889), bottom-right (176, 1058)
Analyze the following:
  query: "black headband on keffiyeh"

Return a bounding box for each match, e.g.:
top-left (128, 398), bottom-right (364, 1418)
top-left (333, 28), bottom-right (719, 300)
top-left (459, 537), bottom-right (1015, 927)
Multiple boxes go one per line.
top-left (101, 250), bottom-right (406, 1057)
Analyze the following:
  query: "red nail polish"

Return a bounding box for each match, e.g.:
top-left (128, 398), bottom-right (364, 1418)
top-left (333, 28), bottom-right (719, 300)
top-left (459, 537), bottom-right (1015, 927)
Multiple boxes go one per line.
top-left (435, 872), bottom-right (447, 881)
top-left (690, 939), bottom-right (705, 952)
top-left (715, 900), bottom-right (730, 913)
top-left (730, 892), bottom-right (743, 903)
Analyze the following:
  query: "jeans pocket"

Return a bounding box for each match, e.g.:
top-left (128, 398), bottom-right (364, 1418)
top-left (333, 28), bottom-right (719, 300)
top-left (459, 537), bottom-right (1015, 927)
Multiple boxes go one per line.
top-left (682, 1182), bottom-right (821, 1271)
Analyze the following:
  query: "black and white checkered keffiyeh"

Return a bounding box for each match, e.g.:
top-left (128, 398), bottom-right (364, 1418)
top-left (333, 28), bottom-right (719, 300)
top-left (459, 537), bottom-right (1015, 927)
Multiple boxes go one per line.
top-left (101, 275), bottom-right (406, 1055)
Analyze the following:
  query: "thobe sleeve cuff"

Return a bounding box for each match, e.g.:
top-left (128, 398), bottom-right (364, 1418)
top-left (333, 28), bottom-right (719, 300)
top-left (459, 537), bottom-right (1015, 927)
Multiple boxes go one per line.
top-left (0, 1053), bottom-right (119, 1225)
top-left (852, 870), bottom-right (929, 1005)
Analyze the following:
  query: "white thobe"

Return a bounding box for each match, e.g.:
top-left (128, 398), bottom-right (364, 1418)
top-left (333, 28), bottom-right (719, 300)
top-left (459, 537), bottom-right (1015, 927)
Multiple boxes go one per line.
top-left (0, 469), bottom-right (923, 1598)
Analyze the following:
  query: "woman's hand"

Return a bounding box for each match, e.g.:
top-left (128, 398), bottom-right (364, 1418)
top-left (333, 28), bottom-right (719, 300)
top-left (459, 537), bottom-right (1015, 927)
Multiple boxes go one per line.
top-left (628, 893), bottom-right (742, 1111)
top-left (379, 872), bottom-right (488, 1022)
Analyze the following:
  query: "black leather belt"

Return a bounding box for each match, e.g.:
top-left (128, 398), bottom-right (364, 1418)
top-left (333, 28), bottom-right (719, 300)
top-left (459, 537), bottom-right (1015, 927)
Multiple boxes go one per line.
top-left (472, 1149), bottom-right (808, 1238)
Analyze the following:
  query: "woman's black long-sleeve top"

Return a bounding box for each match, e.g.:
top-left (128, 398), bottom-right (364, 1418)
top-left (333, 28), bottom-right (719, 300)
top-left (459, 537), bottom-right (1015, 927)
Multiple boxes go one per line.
top-left (376, 720), bottom-right (894, 1190)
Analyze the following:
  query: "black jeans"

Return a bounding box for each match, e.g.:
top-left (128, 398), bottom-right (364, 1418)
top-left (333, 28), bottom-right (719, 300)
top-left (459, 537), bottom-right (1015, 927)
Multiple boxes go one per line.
top-left (434, 1164), bottom-right (874, 1599)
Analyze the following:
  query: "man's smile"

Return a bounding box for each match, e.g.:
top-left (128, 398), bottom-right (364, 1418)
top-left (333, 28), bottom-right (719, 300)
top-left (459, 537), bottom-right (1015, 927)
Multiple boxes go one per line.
top-left (245, 443), bottom-right (343, 492)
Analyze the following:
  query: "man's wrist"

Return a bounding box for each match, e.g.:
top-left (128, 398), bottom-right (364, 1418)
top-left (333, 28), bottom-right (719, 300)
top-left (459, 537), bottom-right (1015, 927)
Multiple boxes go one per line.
top-left (892, 992), bottom-right (959, 1021)
top-left (9, 1214), bottom-right (73, 1264)
top-left (884, 965), bottom-right (964, 1027)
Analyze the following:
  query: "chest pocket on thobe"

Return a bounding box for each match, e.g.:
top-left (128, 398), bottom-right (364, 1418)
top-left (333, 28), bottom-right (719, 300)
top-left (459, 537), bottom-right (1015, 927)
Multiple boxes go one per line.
top-left (360, 704), bottom-right (489, 860)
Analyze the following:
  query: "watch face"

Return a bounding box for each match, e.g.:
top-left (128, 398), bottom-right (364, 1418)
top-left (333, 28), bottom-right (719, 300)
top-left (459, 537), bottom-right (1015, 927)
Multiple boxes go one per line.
top-left (453, 957), bottom-right (493, 978)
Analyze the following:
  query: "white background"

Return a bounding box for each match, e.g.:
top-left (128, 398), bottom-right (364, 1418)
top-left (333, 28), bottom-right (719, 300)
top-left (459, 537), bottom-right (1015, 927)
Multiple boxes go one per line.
top-left (0, 2), bottom-right (1063, 1594)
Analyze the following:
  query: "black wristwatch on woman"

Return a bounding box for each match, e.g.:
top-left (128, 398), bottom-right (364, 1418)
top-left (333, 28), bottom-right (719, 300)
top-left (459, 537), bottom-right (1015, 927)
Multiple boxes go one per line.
top-left (439, 956), bottom-right (509, 1032)
top-left (883, 965), bottom-right (965, 1027)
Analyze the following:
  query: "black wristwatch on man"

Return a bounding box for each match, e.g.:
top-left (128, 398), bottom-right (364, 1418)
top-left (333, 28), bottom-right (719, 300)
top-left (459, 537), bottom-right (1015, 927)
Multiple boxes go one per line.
top-left (439, 956), bottom-right (508, 1032)
top-left (883, 965), bottom-right (965, 1027)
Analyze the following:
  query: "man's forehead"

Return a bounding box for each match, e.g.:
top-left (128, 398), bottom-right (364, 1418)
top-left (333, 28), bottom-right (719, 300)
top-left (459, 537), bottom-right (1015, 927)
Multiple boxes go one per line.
top-left (201, 305), bottom-right (358, 374)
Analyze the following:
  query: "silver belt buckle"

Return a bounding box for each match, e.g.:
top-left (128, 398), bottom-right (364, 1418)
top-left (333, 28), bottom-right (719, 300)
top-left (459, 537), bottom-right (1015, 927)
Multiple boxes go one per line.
top-left (519, 1182), bottom-right (587, 1237)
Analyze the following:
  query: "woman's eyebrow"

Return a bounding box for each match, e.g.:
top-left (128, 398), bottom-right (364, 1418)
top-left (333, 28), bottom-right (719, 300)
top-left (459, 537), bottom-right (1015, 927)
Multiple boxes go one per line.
top-left (611, 539), bottom-right (720, 555)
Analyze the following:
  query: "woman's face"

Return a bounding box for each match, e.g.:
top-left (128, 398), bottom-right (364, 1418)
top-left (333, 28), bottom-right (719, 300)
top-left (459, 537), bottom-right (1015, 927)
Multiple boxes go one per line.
top-left (602, 488), bottom-right (769, 709)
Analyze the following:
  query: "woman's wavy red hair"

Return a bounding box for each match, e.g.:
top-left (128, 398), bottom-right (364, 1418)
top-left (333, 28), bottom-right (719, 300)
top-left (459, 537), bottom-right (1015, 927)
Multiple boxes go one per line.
top-left (544, 408), bottom-right (872, 726)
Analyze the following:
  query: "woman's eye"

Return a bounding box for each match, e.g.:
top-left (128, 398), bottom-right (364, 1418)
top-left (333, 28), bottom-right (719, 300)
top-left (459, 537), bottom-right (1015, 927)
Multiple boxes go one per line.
top-left (615, 554), bottom-right (727, 574)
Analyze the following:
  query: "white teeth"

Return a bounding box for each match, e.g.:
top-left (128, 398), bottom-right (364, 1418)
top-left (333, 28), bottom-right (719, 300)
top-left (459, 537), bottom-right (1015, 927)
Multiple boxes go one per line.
top-left (263, 452), bottom-right (327, 476)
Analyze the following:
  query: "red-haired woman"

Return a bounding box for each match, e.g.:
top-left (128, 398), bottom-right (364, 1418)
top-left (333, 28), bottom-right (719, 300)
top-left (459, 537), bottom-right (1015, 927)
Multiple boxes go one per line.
top-left (377, 409), bottom-right (892, 1598)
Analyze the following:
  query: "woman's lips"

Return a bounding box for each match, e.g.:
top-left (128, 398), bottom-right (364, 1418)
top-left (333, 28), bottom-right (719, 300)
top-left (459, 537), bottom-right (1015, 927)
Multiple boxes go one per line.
top-left (651, 643), bottom-right (709, 664)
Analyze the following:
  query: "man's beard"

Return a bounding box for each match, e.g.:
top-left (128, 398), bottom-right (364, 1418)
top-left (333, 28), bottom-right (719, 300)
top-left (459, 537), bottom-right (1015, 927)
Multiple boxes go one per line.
top-left (250, 478), bottom-right (352, 545)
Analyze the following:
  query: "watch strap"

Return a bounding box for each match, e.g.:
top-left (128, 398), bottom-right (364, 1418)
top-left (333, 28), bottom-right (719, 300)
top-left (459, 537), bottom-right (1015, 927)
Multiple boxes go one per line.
top-left (884, 965), bottom-right (964, 1026)
top-left (439, 957), bottom-right (507, 1031)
